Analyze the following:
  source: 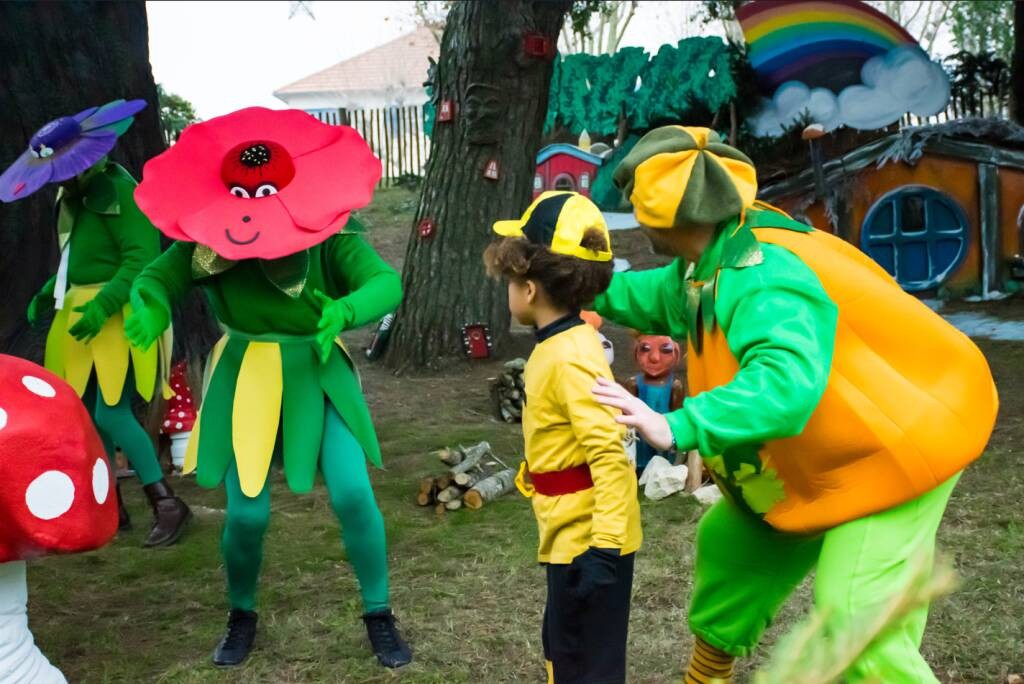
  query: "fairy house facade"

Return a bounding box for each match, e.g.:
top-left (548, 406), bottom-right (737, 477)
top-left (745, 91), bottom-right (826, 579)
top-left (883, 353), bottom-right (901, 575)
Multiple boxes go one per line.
top-left (759, 120), bottom-right (1024, 297)
top-left (533, 144), bottom-right (604, 199)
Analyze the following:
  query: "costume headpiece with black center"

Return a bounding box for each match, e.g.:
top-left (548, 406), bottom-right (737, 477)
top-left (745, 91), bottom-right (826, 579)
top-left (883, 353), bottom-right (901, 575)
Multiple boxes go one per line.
top-left (613, 126), bottom-right (758, 229)
top-left (492, 191), bottom-right (612, 262)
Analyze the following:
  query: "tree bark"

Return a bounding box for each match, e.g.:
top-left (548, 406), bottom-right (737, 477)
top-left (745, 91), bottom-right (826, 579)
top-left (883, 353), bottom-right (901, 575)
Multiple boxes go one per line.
top-left (1013, 0), bottom-right (1024, 124)
top-left (384, 0), bottom-right (571, 372)
top-left (0, 2), bottom-right (164, 358)
top-left (0, 2), bottom-right (219, 370)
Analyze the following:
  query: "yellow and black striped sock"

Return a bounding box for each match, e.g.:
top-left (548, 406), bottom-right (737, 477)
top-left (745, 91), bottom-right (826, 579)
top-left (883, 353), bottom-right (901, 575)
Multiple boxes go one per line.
top-left (684, 637), bottom-right (735, 684)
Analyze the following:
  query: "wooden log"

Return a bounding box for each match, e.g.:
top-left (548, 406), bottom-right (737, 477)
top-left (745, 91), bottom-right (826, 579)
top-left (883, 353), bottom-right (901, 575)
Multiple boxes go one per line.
top-left (416, 477), bottom-right (437, 506)
top-left (686, 450), bottom-right (704, 493)
top-left (434, 502), bottom-right (447, 518)
top-left (444, 498), bottom-right (463, 511)
top-left (449, 442), bottom-right (491, 476)
top-left (438, 447), bottom-right (463, 467)
top-left (436, 485), bottom-right (463, 503)
top-left (464, 468), bottom-right (516, 510)
top-left (435, 473), bottom-right (454, 490)
top-left (454, 467), bottom-right (491, 488)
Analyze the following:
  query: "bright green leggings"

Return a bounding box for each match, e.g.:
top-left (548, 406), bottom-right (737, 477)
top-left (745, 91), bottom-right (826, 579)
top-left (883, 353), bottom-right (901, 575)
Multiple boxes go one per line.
top-left (82, 376), bottom-right (164, 486)
top-left (221, 403), bottom-right (389, 613)
top-left (689, 472), bottom-right (960, 683)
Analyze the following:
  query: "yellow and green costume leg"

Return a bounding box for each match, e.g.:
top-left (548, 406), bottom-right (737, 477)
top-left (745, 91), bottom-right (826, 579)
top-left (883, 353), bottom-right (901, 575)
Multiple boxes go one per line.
top-left (815, 472), bottom-right (960, 683)
top-left (189, 333), bottom-right (389, 612)
top-left (45, 284), bottom-right (169, 486)
top-left (688, 476), bottom-right (960, 683)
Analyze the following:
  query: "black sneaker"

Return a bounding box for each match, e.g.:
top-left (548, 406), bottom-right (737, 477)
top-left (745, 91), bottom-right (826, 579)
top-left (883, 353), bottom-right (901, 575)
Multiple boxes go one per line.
top-left (212, 609), bottom-right (258, 667)
top-left (362, 609), bottom-right (412, 668)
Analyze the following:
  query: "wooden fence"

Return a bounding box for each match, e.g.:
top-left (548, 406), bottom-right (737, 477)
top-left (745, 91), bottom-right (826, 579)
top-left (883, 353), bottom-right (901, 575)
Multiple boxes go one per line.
top-left (901, 94), bottom-right (1009, 128)
top-left (314, 106), bottom-right (431, 187)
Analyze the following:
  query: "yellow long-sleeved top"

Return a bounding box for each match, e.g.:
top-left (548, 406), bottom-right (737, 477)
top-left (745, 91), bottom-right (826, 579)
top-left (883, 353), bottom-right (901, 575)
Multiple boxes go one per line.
top-left (519, 314), bottom-right (642, 564)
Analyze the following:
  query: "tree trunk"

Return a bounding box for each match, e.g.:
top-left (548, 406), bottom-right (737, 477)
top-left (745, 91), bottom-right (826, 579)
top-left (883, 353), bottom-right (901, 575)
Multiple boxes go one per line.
top-left (1013, 0), bottom-right (1024, 124)
top-left (384, 0), bottom-right (570, 372)
top-left (0, 2), bottom-right (219, 370)
top-left (0, 2), bottom-right (163, 358)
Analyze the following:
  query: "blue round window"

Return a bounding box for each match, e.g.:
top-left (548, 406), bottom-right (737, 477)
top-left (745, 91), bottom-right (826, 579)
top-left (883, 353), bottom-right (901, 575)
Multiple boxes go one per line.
top-left (860, 186), bottom-right (969, 291)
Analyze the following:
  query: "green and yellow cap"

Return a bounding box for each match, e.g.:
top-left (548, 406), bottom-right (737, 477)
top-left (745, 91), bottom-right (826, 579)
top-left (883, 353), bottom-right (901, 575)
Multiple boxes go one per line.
top-left (492, 191), bottom-right (612, 262)
top-left (613, 126), bottom-right (757, 229)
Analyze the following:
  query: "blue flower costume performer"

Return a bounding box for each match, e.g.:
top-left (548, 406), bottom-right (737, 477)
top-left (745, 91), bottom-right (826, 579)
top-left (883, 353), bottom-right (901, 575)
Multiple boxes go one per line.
top-left (125, 107), bottom-right (411, 668)
top-left (0, 100), bottom-right (189, 548)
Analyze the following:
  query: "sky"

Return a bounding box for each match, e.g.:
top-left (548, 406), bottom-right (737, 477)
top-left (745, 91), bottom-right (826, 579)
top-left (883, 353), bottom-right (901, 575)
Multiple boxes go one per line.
top-left (146, 1), bottom-right (710, 119)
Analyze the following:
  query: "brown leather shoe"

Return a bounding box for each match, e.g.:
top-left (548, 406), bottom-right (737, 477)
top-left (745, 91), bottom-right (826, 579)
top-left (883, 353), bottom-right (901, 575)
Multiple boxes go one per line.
top-left (116, 483), bottom-right (132, 531)
top-left (142, 479), bottom-right (191, 547)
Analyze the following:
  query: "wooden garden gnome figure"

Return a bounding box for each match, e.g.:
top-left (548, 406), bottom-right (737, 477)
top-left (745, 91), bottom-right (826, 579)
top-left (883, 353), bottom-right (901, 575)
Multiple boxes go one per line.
top-left (622, 334), bottom-right (684, 473)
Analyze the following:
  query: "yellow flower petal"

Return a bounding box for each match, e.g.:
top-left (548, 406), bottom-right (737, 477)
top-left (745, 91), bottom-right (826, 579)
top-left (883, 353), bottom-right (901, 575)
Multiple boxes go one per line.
top-left (232, 341), bottom-right (283, 497)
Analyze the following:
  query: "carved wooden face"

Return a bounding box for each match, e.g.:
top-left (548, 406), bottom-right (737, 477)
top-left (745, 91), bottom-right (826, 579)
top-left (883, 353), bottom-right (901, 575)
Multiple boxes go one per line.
top-left (634, 335), bottom-right (681, 380)
top-left (464, 84), bottom-right (505, 145)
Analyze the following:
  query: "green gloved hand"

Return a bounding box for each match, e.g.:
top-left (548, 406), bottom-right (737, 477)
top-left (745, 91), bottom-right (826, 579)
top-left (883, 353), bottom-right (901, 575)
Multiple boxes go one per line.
top-left (313, 288), bottom-right (354, 364)
top-left (26, 280), bottom-right (56, 328)
top-left (124, 289), bottom-right (170, 351)
top-left (68, 299), bottom-right (110, 342)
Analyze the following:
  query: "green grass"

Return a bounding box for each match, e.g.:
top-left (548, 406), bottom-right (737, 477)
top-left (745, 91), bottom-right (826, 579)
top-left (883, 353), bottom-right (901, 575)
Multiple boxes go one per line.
top-left (25, 189), bottom-right (1024, 682)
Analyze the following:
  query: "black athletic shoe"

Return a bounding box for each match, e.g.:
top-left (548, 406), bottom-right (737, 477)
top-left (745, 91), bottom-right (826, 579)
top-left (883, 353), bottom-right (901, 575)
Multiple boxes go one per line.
top-left (212, 609), bottom-right (258, 667)
top-left (362, 609), bottom-right (412, 668)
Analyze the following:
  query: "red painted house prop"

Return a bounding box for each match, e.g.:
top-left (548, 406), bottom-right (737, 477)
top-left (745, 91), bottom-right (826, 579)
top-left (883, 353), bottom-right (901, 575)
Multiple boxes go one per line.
top-left (533, 144), bottom-right (604, 199)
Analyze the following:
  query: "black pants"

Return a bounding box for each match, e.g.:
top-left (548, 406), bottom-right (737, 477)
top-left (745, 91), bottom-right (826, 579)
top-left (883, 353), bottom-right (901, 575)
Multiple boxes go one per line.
top-left (542, 552), bottom-right (635, 684)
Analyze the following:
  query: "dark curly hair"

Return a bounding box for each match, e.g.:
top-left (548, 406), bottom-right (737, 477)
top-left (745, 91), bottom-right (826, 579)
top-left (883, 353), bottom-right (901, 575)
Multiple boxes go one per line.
top-left (483, 229), bottom-right (613, 311)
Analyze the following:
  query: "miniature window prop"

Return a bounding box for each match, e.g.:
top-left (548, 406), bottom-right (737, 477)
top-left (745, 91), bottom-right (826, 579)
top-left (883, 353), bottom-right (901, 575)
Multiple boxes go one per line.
top-left (861, 186), bottom-right (968, 291)
top-left (461, 324), bottom-right (493, 359)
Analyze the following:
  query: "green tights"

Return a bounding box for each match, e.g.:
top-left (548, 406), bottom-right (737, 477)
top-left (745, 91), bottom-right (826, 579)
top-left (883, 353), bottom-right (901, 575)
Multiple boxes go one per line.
top-left (221, 403), bottom-right (390, 613)
top-left (82, 376), bottom-right (164, 486)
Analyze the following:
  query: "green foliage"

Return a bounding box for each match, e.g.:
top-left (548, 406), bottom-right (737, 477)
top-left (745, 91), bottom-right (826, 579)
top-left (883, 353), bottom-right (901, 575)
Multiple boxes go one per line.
top-left (546, 47), bottom-right (648, 136)
top-left (631, 37), bottom-right (737, 129)
top-left (944, 50), bottom-right (1011, 117)
top-left (545, 37), bottom-right (739, 138)
top-left (156, 84), bottom-right (198, 143)
top-left (947, 0), bottom-right (1013, 63)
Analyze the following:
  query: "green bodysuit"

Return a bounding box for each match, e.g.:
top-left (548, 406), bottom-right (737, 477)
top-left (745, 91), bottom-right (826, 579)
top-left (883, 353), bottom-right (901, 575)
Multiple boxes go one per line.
top-left (131, 232), bottom-right (400, 611)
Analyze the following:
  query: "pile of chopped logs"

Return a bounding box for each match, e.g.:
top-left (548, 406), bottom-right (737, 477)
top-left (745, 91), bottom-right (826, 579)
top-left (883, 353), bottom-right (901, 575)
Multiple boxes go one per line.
top-left (490, 358), bottom-right (526, 423)
top-left (416, 441), bottom-right (517, 516)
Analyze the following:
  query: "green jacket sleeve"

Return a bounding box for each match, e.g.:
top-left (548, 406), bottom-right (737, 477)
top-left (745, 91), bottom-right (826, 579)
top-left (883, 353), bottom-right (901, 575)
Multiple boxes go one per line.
top-left (325, 234), bottom-right (402, 330)
top-left (132, 240), bottom-right (196, 317)
top-left (93, 174), bottom-right (162, 316)
top-left (665, 244), bottom-right (838, 455)
top-left (593, 261), bottom-right (689, 339)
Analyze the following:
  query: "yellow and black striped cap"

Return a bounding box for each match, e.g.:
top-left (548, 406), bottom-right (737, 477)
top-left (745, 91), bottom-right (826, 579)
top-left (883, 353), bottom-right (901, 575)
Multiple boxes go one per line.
top-left (492, 191), bottom-right (612, 262)
top-left (613, 126), bottom-right (757, 229)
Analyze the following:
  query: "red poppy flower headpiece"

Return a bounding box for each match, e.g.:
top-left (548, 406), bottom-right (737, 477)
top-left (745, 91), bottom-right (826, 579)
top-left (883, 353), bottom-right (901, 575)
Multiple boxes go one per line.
top-left (135, 107), bottom-right (382, 260)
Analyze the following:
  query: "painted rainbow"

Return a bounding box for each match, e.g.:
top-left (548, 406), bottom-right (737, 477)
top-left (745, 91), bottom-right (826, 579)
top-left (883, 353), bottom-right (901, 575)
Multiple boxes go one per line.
top-left (737, 0), bottom-right (918, 93)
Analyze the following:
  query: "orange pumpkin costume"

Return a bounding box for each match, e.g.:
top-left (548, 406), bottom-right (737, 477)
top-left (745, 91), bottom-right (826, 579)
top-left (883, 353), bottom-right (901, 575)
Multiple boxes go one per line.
top-left (597, 125), bottom-right (998, 683)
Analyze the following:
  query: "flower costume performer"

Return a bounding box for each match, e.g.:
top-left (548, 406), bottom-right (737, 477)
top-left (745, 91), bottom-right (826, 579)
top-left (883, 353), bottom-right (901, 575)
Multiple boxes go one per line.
top-left (0, 100), bottom-right (190, 548)
top-left (0, 354), bottom-right (119, 683)
top-left (591, 126), bottom-right (998, 683)
top-left (125, 107), bottom-right (411, 669)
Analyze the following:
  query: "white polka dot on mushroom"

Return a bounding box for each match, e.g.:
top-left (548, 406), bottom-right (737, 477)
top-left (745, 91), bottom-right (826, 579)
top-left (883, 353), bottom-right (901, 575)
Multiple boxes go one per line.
top-left (0, 407), bottom-right (6, 431)
top-left (25, 471), bottom-right (75, 520)
top-left (92, 459), bottom-right (110, 504)
top-left (22, 376), bottom-right (56, 398)
top-left (175, 422), bottom-right (183, 429)
top-left (178, 411), bottom-right (185, 418)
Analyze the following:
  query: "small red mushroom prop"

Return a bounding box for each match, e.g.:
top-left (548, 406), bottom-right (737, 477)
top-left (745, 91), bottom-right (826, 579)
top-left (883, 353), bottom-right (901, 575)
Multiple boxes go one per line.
top-left (0, 354), bottom-right (117, 683)
top-left (160, 361), bottom-right (197, 471)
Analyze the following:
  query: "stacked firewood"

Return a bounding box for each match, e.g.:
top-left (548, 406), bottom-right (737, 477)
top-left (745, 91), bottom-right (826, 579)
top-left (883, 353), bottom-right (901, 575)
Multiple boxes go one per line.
top-left (490, 358), bottom-right (526, 423)
top-left (416, 441), bottom-right (517, 516)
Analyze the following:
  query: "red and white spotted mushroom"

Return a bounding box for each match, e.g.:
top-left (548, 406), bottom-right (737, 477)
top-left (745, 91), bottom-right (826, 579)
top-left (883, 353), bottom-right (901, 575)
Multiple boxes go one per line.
top-left (160, 361), bottom-right (197, 470)
top-left (0, 353), bottom-right (117, 683)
